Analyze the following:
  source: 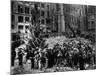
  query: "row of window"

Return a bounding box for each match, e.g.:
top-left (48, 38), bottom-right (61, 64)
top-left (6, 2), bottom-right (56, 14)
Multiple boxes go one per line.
top-left (18, 5), bottom-right (30, 14)
top-left (18, 25), bottom-right (30, 34)
top-left (18, 25), bottom-right (29, 30)
top-left (12, 15), bottom-right (30, 23)
top-left (17, 3), bottom-right (48, 14)
top-left (12, 10), bottom-right (50, 23)
top-left (40, 18), bottom-right (51, 24)
top-left (18, 16), bottom-right (30, 22)
top-left (12, 14), bottom-right (51, 24)
top-left (39, 10), bottom-right (50, 18)
top-left (11, 24), bottom-right (30, 34)
top-left (11, 24), bottom-right (29, 30)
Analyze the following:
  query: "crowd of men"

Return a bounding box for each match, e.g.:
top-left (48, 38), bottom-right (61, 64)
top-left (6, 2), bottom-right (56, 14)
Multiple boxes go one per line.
top-left (11, 38), bottom-right (96, 71)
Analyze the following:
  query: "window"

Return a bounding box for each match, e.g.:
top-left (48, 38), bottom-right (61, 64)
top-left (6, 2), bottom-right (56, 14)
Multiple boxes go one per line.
top-left (41, 3), bottom-right (45, 8)
top-left (18, 5), bottom-right (23, 13)
top-left (25, 26), bottom-right (29, 29)
top-left (41, 19), bottom-right (45, 24)
top-left (47, 27), bottom-right (50, 30)
top-left (55, 22), bottom-right (58, 32)
top-left (25, 17), bottom-right (30, 22)
top-left (88, 6), bottom-right (96, 13)
top-left (11, 24), bottom-right (15, 29)
top-left (25, 7), bottom-right (30, 14)
top-left (47, 11), bottom-right (50, 18)
top-left (56, 4), bottom-right (60, 11)
top-left (46, 19), bottom-right (50, 24)
top-left (47, 4), bottom-right (49, 10)
top-left (88, 21), bottom-right (95, 30)
top-left (41, 11), bottom-right (45, 17)
top-left (12, 15), bottom-right (15, 22)
top-left (91, 21), bottom-right (94, 25)
top-left (34, 4), bottom-right (38, 10)
top-left (18, 25), bottom-right (23, 30)
top-left (11, 1), bottom-right (14, 13)
top-left (18, 16), bottom-right (23, 22)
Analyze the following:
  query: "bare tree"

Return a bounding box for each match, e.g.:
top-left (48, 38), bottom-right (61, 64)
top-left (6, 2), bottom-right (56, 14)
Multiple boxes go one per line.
top-left (30, 3), bottom-right (44, 48)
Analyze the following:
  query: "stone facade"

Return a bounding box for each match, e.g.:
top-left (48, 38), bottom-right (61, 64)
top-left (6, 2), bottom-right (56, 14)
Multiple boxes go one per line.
top-left (11, 1), bottom-right (96, 37)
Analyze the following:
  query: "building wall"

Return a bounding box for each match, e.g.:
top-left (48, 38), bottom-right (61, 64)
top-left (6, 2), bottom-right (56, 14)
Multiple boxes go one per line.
top-left (63, 4), bottom-right (96, 35)
top-left (11, 1), bottom-right (96, 37)
top-left (87, 6), bottom-right (96, 33)
top-left (11, 1), bottom-right (34, 40)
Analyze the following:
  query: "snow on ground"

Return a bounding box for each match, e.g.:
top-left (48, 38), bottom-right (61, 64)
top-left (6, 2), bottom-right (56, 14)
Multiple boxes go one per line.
top-left (45, 36), bottom-right (91, 49)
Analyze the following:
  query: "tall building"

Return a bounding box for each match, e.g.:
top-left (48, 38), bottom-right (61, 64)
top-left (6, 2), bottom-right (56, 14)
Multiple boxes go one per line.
top-left (63, 4), bottom-right (96, 35)
top-left (11, 1), bottom-right (33, 40)
top-left (11, 1), bottom-right (96, 38)
top-left (87, 5), bottom-right (96, 33)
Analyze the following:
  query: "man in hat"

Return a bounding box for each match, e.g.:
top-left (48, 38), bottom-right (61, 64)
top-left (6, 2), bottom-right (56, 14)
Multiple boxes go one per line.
top-left (18, 48), bottom-right (23, 66)
top-left (38, 47), bottom-right (43, 70)
top-left (34, 51), bottom-right (39, 69)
